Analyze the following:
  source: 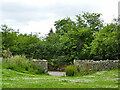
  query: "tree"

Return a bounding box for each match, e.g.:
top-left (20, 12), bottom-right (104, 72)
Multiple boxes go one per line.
top-left (90, 23), bottom-right (119, 60)
top-left (1, 24), bottom-right (41, 56)
top-left (1, 11), bottom-right (118, 64)
top-left (76, 12), bottom-right (103, 32)
top-left (52, 12), bottom-right (104, 61)
top-left (54, 17), bottom-right (76, 35)
top-left (14, 33), bottom-right (40, 56)
top-left (48, 28), bottom-right (54, 36)
top-left (1, 24), bottom-right (19, 51)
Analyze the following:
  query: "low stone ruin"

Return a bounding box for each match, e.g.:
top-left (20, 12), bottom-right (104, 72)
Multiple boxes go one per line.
top-left (74, 60), bottom-right (119, 72)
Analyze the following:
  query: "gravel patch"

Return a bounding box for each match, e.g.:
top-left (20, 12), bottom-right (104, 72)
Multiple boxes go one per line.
top-left (22, 77), bottom-right (49, 80)
top-left (48, 71), bottom-right (66, 76)
top-left (96, 71), bottom-right (107, 75)
top-left (83, 76), bottom-right (95, 77)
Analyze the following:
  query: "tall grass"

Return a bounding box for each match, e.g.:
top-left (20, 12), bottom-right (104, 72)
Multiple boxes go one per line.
top-left (2, 55), bottom-right (45, 74)
top-left (77, 63), bottom-right (99, 76)
top-left (65, 65), bottom-right (78, 76)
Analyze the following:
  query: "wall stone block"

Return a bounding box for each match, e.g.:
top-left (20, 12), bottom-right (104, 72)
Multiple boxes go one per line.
top-left (74, 60), bottom-right (119, 72)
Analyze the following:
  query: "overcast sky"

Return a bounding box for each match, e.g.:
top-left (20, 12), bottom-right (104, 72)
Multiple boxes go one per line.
top-left (0, 0), bottom-right (120, 36)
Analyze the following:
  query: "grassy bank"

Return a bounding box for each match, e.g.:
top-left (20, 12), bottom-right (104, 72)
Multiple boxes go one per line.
top-left (2, 55), bottom-right (45, 74)
top-left (2, 68), bottom-right (119, 88)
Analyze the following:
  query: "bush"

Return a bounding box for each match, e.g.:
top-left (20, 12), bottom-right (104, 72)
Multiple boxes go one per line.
top-left (3, 55), bottom-right (28, 71)
top-left (35, 64), bottom-right (45, 74)
top-left (65, 65), bottom-right (78, 76)
top-left (29, 62), bottom-right (45, 74)
top-left (2, 55), bottom-right (45, 74)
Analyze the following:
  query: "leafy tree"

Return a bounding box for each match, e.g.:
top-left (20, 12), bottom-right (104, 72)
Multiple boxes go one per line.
top-left (15, 33), bottom-right (40, 56)
top-left (76, 12), bottom-right (103, 32)
top-left (90, 23), bottom-right (119, 60)
top-left (54, 17), bottom-right (76, 35)
top-left (52, 12), bottom-right (104, 61)
top-left (48, 28), bottom-right (54, 36)
top-left (1, 24), bottom-right (40, 57)
top-left (1, 11), bottom-right (119, 66)
top-left (1, 24), bottom-right (19, 52)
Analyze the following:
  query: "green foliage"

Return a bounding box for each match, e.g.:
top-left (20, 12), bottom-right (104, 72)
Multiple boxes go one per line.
top-left (1, 24), bottom-right (19, 51)
top-left (1, 12), bottom-right (119, 66)
top-left (52, 12), bottom-right (104, 61)
top-left (2, 55), bottom-right (45, 74)
top-left (34, 64), bottom-right (45, 74)
top-left (2, 55), bottom-right (28, 71)
top-left (2, 50), bottom-right (8, 58)
top-left (65, 65), bottom-right (78, 76)
top-left (90, 23), bottom-right (119, 59)
top-left (1, 24), bottom-right (40, 57)
top-left (0, 32), bottom-right (2, 57)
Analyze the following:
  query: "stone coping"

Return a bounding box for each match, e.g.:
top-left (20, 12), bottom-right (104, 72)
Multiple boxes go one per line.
top-left (74, 60), bottom-right (119, 62)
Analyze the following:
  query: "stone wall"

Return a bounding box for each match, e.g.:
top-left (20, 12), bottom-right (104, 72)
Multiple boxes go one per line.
top-left (74, 60), bottom-right (119, 72)
top-left (33, 59), bottom-right (48, 72)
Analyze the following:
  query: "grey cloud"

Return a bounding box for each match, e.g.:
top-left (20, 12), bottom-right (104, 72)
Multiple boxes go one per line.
top-left (1, 2), bottom-right (51, 24)
top-left (1, 1), bottom-right (100, 25)
top-left (46, 2), bottom-right (100, 16)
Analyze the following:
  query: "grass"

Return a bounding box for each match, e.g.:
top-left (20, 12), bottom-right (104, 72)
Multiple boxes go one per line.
top-left (2, 55), bottom-right (45, 74)
top-left (2, 68), bottom-right (119, 88)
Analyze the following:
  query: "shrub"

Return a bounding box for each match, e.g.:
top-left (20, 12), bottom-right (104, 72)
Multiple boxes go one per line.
top-left (65, 65), bottom-right (78, 76)
top-left (35, 64), bottom-right (45, 74)
top-left (29, 62), bottom-right (45, 74)
top-left (2, 55), bottom-right (28, 71)
top-left (2, 55), bottom-right (45, 74)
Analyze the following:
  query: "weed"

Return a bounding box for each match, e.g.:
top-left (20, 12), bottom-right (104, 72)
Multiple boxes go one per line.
top-left (2, 55), bottom-right (45, 74)
top-left (65, 65), bottom-right (78, 76)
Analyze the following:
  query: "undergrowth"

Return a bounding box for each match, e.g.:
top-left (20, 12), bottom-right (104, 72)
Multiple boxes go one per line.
top-left (2, 55), bottom-right (45, 74)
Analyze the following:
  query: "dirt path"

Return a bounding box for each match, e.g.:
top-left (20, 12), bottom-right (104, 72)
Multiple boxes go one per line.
top-left (48, 71), bottom-right (66, 76)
